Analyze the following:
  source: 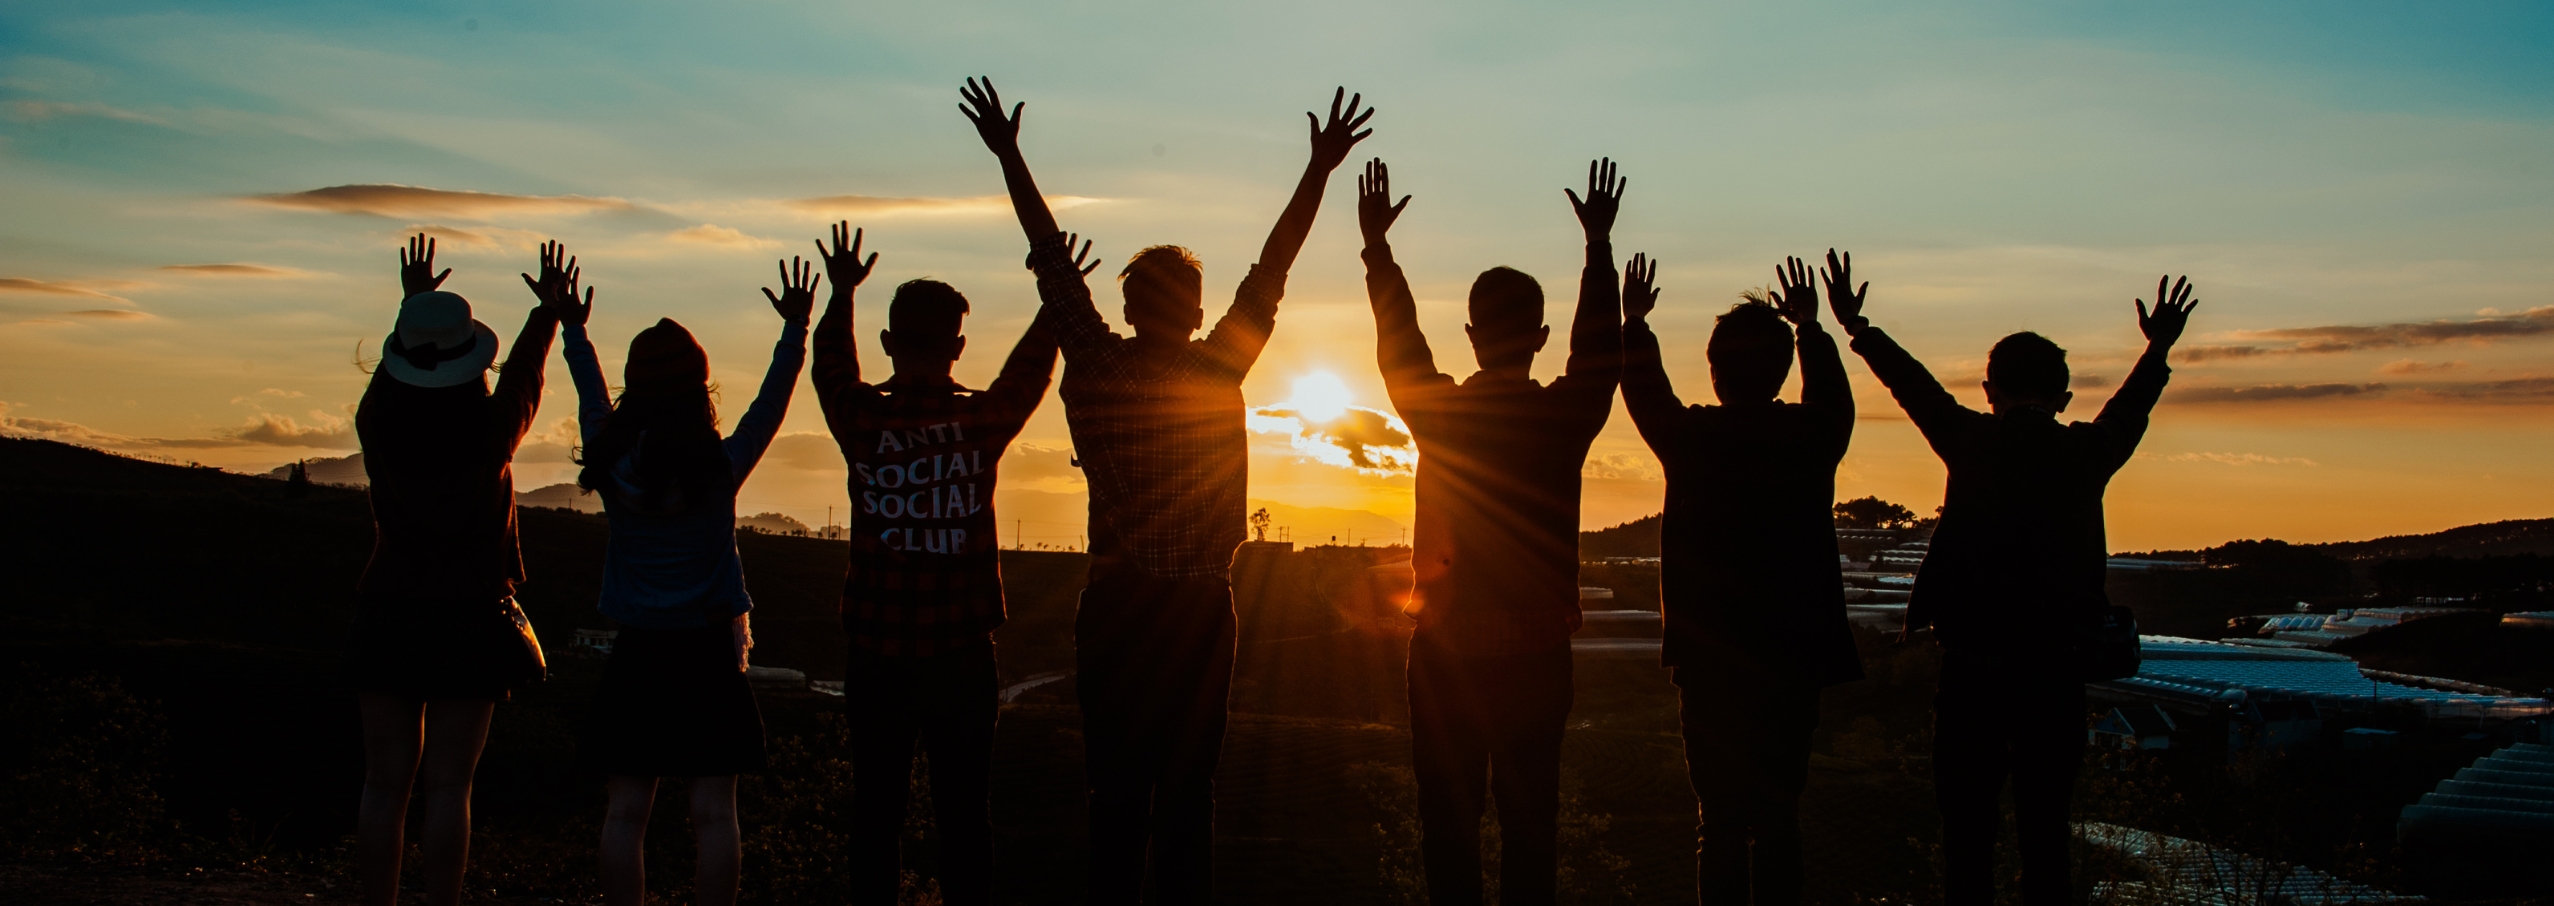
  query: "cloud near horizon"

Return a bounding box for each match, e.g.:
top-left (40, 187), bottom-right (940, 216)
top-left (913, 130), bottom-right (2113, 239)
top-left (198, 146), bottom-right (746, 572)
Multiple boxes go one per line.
top-left (1248, 405), bottom-right (1416, 476)
top-left (785, 194), bottom-right (1106, 217)
top-left (0, 277), bottom-right (126, 300)
top-left (2168, 376), bottom-right (2554, 405)
top-left (0, 402), bottom-right (352, 452)
top-left (246, 184), bottom-right (635, 220)
top-left (2179, 306), bottom-right (2554, 362)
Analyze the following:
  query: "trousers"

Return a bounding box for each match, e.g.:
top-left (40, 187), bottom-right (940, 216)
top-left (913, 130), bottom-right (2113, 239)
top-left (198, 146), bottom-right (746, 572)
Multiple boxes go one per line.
top-left (1933, 649), bottom-right (2086, 906)
top-left (1408, 635), bottom-right (1575, 906)
top-left (844, 642), bottom-right (1000, 906)
top-left (1676, 670), bottom-right (1820, 906)
top-left (1075, 565), bottom-right (1237, 905)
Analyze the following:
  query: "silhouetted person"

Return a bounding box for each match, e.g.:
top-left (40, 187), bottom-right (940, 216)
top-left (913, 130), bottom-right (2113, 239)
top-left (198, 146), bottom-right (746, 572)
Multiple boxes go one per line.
top-left (348, 234), bottom-right (569, 906)
top-left (1357, 157), bottom-right (1625, 906)
top-left (1620, 255), bottom-right (1862, 906)
top-left (808, 222), bottom-right (1058, 906)
top-left (962, 76), bottom-right (1373, 903)
top-left (566, 256), bottom-right (816, 906)
top-left (1832, 260), bottom-right (2197, 906)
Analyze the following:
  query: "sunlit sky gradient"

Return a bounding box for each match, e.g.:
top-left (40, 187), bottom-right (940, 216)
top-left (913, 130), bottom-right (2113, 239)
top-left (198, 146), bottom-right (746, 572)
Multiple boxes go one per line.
top-left (4, 2), bottom-right (2551, 550)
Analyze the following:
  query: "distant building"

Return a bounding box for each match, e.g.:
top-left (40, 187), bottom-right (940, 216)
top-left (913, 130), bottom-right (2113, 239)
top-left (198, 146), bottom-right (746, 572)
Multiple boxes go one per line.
top-left (2396, 741), bottom-right (2554, 847)
top-left (2095, 637), bottom-right (2553, 722)
top-left (572, 628), bottom-right (617, 657)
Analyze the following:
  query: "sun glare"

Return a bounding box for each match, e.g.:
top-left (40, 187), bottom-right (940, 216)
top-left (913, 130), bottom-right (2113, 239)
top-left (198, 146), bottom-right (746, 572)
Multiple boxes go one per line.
top-left (1287, 372), bottom-right (1352, 423)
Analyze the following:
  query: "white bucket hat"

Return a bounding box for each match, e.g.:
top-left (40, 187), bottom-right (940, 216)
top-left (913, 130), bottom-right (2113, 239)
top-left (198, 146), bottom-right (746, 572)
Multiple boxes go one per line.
top-left (383, 291), bottom-right (500, 388)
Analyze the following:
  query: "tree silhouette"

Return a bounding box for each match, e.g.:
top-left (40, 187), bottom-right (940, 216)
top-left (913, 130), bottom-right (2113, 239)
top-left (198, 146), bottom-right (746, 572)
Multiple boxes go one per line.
top-left (1250, 507), bottom-right (1273, 543)
top-left (1832, 496), bottom-right (1917, 530)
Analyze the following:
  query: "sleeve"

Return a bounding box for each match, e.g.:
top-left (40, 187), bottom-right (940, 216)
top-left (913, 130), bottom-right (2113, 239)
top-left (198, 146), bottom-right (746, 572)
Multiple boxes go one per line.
top-left (1199, 264), bottom-right (1284, 377)
top-left (722, 318), bottom-right (808, 482)
top-left (1847, 326), bottom-right (1981, 452)
top-left (487, 309), bottom-right (558, 458)
top-left (1618, 319), bottom-right (1686, 465)
top-left (1363, 245), bottom-right (1454, 412)
top-left (986, 306), bottom-right (1060, 422)
top-left (1026, 232), bottom-right (1128, 384)
top-left (810, 288), bottom-right (874, 447)
top-left (1795, 322), bottom-right (1855, 458)
top-left (2092, 345), bottom-right (2173, 465)
top-left (1549, 237), bottom-right (1623, 416)
top-left (561, 323), bottom-right (614, 450)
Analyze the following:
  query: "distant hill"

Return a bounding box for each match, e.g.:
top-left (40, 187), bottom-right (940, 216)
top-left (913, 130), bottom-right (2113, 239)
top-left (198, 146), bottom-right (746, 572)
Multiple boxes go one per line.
top-left (262, 452), bottom-right (367, 486)
top-left (519, 481), bottom-right (602, 513)
top-left (2308, 518), bottom-right (2554, 561)
top-left (1579, 513), bottom-right (1661, 558)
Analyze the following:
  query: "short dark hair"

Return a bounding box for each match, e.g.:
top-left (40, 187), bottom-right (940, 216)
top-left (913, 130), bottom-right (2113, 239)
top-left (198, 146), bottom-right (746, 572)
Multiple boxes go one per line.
top-left (1708, 300), bottom-right (1793, 400)
top-left (1466, 266), bottom-right (1544, 334)
top-left (888, 279), bottom-right (969, 337)
top-left (1987, 331), bottom-right (2070, 399)
top-left (1119, 245), bottom-right (1204, 325)
top-left (1119, 245), bottom-right (1202, 290)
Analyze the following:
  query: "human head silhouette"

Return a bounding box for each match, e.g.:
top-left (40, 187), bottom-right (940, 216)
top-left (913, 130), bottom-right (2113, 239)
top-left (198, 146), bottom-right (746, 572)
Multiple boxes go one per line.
top-left (1118, 246), bottom-right (1204, 343)
top-left (1464, 266), bottom-right (1548, 372)
top-left (883, 279), bottom-right (969, 380)
top-left (1708, 298), bottom-right (1793, 405)
top-left (582, 318), bottom-right (730, 508)
top-left (1983, 331), bottom-right (2073, 415)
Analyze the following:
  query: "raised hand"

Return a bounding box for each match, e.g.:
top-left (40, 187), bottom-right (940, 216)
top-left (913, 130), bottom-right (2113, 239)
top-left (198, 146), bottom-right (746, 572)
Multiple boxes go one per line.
top-left (399, 233), bottom-right (451, 297)
top-left (2137, 275), bottom-right (2199, 347)
top-left (1305, 87), bottom-right (1377, 173)
top-left (1773, 256), bottom-right (1819, 328)
top-left (761, 256), bottom-right (822, 322)
top-left (519, 240), bottom-right (592, 326)
top-left (1062, 232), bottom-right (1101, 277)
top-left (1565, 158), bottom-right (1626, 239)
top-left (1622, 253), bottom-right (1660, 324)
top-left (958, 76), bottom-right (1023, 159)
top-left (1820, 248), bottom-right (1870, 335)
top-left (815, 222), bottom-right (878, 295)
top-left (1356, 158), bottom-right (1410, 248)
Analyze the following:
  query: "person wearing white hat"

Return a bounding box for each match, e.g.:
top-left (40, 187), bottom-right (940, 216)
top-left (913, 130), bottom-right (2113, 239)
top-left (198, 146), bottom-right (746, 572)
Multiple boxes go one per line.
top-left (346, 233), bottom-right (584, 906)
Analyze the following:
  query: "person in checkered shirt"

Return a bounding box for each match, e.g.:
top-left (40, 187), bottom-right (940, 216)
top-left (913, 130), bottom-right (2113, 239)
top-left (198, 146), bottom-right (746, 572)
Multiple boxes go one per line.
top-left (961, 76), bottom-right (1373, 904)
top-left (808, 220), bottom-right (1058, 906)
top-left (1357, 156), bottom-right (1626, 906)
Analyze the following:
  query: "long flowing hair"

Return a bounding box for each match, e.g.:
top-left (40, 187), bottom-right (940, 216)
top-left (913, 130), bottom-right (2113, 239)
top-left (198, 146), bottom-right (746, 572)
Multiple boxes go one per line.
top-left (577, 320), bottom-right (733, 513)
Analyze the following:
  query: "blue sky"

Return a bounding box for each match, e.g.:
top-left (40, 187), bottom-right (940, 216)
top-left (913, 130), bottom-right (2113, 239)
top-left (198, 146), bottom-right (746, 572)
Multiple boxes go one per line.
top-left (3, 1), bottom-right (2551, 548)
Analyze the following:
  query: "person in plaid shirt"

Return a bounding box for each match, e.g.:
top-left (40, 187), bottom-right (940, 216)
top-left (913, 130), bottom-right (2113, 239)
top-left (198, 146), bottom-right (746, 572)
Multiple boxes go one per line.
top-left (1356, 157), bottom-right (1625, 906)
top-left (961, 76), bottom-right (1373, 903)
top-left (808, 221), bottom-right (1058, 906)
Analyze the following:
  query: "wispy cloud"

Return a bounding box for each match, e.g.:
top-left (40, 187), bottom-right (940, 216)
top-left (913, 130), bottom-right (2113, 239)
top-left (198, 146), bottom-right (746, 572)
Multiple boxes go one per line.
top-left (664, 223), bottom-right (779, 249)
top-left (229, 411), bottom-right (353, 448)
top-left (156, 263), bottom-right (311, 278)
top-left (2179, 306), bottom-right (2554, 362)
top-left (2170, 382), bottom-right (2385, 403)
top-left (2162, 451), bottom-right (2319, 466)
top-left (784, 194), bottom-right (1106, 217)
top-left (1583, 451), bottom-right (1664, 482)
top-left (6, 99), bottom-right (166, 126)
top-left (401, 224), bottom-right (550, 251)
top-left (0, 402), bottom-right (352, 451)
top-left (0, 277), bottom-right (125, 300)
top-left (246, 184), bottom-right (633, 219)
top-left (58, 309), bottom-right (155, 321)
top-left (2378, 359), bottom-right (2464, 375)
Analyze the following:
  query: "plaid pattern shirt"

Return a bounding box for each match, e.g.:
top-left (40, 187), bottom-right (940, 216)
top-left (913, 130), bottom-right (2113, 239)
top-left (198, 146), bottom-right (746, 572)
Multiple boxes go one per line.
top-left (1028, 232), bottom-right (1285, 579)
top-left (815, 294), bottom-right (1056, 656)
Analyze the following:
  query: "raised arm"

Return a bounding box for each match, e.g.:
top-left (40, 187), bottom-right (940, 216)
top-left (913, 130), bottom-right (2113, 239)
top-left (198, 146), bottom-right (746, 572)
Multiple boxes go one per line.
top-left (1826, 249), bottom-right (1974, 442)
top-left (490, 240), bottom-right (575, 454)
top-left (1355, 159), bottom-right (1448, 400)
top-left (2094, 275), bottom-right (2196, 459)
top-left (959, 77), bottom-right (1064, 244)
top-left (1776, 255), bottom-right (1853, 449)
top-left (1617, 252), bottom-right (1689, 463)
top-left (1560, 158), bottom-right (1625, 385)
top-left (987, 306), bottom-right (1060, 414)
top-left (1255, 88), bottom-right (1374, 274)
top-left (810, 222), bottom-right (879, 405)
top-left (1022, 231), bottom-right (1115, 366)
top-left (728, 257), bottom-right (816, 481)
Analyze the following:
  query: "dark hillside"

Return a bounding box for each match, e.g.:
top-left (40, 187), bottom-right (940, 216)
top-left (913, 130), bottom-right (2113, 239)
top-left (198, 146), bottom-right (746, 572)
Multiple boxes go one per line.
top-left (2311, 518), bottom-right (2554, 560)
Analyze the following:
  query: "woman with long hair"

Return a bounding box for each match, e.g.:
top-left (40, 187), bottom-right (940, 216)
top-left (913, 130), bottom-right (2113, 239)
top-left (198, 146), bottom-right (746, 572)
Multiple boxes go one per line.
top-left (348, 235), bottom-right (581, 906)
top-left (561, 255), bottom-right (818, 906)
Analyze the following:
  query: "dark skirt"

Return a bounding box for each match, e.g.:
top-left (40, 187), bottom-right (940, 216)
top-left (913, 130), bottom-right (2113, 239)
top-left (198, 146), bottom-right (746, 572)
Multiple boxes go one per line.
top-left (581, 623), bottom-right (767, 777)
top-left (341, 597), bottom-right (535, 702)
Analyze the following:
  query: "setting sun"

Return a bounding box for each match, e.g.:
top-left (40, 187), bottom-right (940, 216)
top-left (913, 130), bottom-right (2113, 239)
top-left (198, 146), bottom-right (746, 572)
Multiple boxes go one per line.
top-left (1285, 371), bottom-right (1354, 423)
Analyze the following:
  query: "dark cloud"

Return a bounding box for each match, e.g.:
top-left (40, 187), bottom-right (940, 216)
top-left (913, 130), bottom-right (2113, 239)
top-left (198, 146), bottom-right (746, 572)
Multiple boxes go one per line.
top-left (246, 184), bottom-right (632, 219)
top-left (229, 413), bottom-right (354, 448)
top-left (2169, 382), bottom-right (2385, 403)
top-left (1256, 406), bottom-right (1416, 474)
top-left (2403, 377), bottom-right (2554, 401)
top-left (58, 309), bottom-right (154, 321)
top-left (0, 277), bottom-right (118, 299)
top-left (2070, 373), bottom-right (2112, 390)
top-left (2181, 306), bottom-right (2554, 363)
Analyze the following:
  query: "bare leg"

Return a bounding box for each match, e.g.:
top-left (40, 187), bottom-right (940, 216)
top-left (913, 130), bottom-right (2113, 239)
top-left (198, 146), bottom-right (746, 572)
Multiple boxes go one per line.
top-left (411, 700), bottom-right (495, 906)
top-left (690, 776), bottom-right (741, 906)
top-left (601, 776), bottom-right (659, 906)
top-left (357, 694), bottom-right (426, 906)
